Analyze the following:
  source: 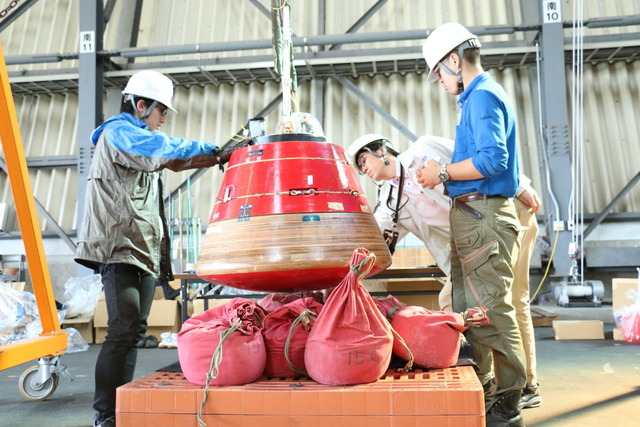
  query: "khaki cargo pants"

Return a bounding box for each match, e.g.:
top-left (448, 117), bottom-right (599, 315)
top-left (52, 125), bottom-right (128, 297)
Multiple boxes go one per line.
top-left (450, 196), bottom-right (526, 402)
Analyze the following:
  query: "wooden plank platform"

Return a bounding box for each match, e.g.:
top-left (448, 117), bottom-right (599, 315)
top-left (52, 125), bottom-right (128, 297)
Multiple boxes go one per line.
top-left (116, 366), bottom-right (484, 426)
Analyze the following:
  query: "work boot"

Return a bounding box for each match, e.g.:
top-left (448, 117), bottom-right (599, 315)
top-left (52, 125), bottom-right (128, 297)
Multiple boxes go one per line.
top-left (483, 377), bottom-right (497, 397)
top-left (485, 390), bottom-right (524, 427)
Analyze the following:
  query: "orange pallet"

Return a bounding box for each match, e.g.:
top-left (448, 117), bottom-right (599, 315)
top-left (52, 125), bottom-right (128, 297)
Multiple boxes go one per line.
top-left (117, 366), bottom-right (484, 427)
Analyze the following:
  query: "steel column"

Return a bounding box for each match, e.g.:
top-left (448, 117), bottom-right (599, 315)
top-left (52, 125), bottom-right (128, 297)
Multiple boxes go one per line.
top-left (76, 0), bottom-right (104, 271)
top-left (314, 0), bottom-right (326, 126)
top-left (537, 1), bottom-right (573, 275)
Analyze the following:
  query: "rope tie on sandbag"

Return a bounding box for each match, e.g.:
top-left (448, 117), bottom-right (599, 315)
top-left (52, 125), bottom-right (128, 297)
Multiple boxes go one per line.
top-left (384, 317), bottom-right (414, 373)
top-left (284, 308), bottom-right (318, 376)
top-left (386, 306), bottom-right (400, 318)
top-left (197, 318), bottom-right (243, 427)
top-left (385, 299), bottom-right (402, 319)
top-left (350, 252), bottom-right (376, 278)
top-left (252, 305), bottom-right (265, 324)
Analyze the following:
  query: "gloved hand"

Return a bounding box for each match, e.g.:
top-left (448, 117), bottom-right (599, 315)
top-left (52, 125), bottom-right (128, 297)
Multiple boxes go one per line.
top-left (212, 137), bottom-right (252, 170)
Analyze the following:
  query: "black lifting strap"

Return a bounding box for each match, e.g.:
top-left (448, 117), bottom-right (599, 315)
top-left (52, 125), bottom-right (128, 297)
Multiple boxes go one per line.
top-left (389, 163), bottom-right (406, 223)
top-left (383, 164), bottom-right (408, 254)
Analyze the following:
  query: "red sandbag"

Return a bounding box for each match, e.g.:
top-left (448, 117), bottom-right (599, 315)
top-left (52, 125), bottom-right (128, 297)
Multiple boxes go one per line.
top-left (177, 298), bottom-right (266, 386)
top-left (305, 248), bottom-right (393, 385)
top-left (262, 297), bottom-right (324, 378)
top-left (258, 293), bottom-right (301, 313)
top-left (389, 305), bottom-right (467, 368)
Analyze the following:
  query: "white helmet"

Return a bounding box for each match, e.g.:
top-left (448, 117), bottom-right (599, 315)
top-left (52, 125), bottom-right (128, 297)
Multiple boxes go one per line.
top-left (122, 70), bottom-right (177, 113)
top-left (422, 23), bottom-right (481, 83)
top-left (347, 133), bottom-right (391, 166)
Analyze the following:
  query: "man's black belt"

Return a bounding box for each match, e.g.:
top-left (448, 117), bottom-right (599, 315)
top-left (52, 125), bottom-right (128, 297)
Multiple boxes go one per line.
top-left (453, 193), bottom-right (504, 219)
top-left (455, 193), bottom-right (503, 203)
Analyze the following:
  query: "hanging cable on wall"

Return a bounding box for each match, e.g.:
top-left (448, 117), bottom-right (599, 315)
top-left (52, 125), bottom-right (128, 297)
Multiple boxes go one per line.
top-left (569, 0), bottom-right (585, 285)
top-left (534, 41), bottom-right (562, 291)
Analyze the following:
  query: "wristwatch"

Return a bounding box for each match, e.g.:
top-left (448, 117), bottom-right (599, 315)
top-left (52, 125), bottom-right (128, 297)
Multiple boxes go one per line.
top-left (438, 163), bottom-right (450, 183)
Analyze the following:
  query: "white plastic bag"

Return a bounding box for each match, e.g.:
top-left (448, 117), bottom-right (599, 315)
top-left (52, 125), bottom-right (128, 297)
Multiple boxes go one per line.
top-left (61, 274), bottom-right (103, 318)
top-left (0, 282), bottom-right (41, 346)
top-left (64, 327), bottom-right (89, 353)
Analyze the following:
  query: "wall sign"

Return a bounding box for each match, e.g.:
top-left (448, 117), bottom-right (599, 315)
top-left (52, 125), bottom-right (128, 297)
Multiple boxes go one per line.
top-left (543, 0), bottom-right (561, 23)
top-left (79, 31), bottom-right (95, 54)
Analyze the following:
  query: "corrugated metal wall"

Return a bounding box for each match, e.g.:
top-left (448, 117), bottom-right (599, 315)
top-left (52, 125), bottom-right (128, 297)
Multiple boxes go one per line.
top-left (3, 92), bottom-right (80, 231)
top-left (1, 0), bottom-right (639, 234)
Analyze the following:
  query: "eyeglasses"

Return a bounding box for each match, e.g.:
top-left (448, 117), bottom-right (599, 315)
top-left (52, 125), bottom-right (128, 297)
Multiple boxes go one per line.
top-left (155, 104), bottom-right (169, 116)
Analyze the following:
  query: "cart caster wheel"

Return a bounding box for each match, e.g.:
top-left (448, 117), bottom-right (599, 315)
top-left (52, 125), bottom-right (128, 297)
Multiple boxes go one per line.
top-left (18, 365), bottom-right (59, 401)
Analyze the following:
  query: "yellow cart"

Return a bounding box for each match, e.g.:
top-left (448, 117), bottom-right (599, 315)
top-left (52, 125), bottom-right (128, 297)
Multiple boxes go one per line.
top-left (0, 41), bottom-right (68, 400)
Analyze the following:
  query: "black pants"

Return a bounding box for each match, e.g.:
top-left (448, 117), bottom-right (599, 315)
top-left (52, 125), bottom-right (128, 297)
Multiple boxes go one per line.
top-left (93, 263), bottom-right (155, 421)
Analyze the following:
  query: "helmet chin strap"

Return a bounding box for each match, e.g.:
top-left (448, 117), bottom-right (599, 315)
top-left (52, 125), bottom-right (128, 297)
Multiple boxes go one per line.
top-left (124, 93), bottom-right (157, 120)
top-left (139, 100), bottom-right (157, 120)
top-left (439, 39), bottom-right (480, 95)
top-left (362, 145), bottom-right (390, 165)
top-left (379, 140), bottom-right (391, 165)
top-left (438, 59), bottom-right (464, 94)
top-left (124, 93), bottom-right (137, 112)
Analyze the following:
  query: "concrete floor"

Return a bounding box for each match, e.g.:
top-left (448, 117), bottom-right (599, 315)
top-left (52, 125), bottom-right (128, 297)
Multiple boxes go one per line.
top-left (1, 304), bottom-right (639, 427)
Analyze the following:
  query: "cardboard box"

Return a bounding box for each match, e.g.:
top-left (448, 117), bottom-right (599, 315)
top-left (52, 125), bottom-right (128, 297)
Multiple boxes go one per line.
top-left (612, 278), bottom-right (638, 313)
top-left (392, 247), bottom-right (436, 267)
top-left (62, 314), bottom-right (94, 343)
top-left (393, 294), bottom-right (440, 310)
top-left (11, 281), bottom-right (26, 292)
top-left (93, 300), bottom-right (108, 344)
top-left (613, 327), bottom-right (624, 341)
top-left (383, 278), bottom-right (442, 310)
top-left (153, 285), bottom-right (164, 300)
top-left (94, 299), bottom-right (181, 344)
top-left (386, 278), bottom-right (443, 293)
top-left (145, 299), bottom-right (181, 338)
top-left (552, 320), bottom-right (604, 340)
